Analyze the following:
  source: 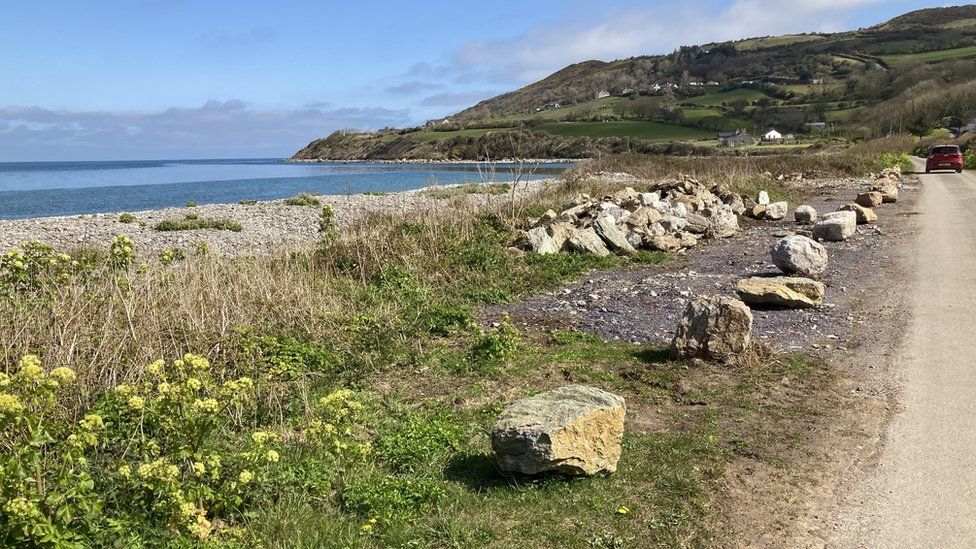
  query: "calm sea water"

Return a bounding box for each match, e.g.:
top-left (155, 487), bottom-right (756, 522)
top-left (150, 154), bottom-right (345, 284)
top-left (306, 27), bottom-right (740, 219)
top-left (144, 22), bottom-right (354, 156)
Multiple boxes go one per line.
top-left (0, 159), bottom-right (570, 220)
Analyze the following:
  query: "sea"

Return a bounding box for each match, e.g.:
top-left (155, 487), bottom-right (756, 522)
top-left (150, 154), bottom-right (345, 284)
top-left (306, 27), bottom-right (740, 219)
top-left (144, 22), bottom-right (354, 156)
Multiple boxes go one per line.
top-left (0, 159), bottom-right (571, 220)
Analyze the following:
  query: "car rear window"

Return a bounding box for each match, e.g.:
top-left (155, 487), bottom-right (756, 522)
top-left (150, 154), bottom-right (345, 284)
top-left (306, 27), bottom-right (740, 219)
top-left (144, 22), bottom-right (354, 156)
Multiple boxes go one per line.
top-left (932, 146), bottom-right (960, 154)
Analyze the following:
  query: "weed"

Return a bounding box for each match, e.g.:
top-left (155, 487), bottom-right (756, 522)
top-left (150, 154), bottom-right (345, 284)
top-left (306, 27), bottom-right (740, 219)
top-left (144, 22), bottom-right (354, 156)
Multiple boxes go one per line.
top-left (154, 218), bottom-right (243, 232)
top-left (186, 201), bottom-right (198, 207)
top-left (118, 213), bottom-right (135, 223)
top-left (285, 193), bottom-right (321, 206)
top-left (238, 199), bottom-right (258, 205)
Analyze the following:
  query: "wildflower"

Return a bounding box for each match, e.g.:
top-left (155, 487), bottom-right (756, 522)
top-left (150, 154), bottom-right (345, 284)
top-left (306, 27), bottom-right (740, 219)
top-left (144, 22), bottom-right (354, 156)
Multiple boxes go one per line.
top-left (80, 413), bottom-right (104, 431)
top-left (12, 260), bottom-right (24, 269)
top-left (185, 378), bottom-right (202, 391)
top-left (192, 461), bottom-right (206, 476)
top-left (137, 463), bottom-right (153, 478)
top-left (49, 367), bottom-right (76, 384)
top-left (0, 373), bottom-right (9, 387)
top-left (251, 431), bottom-right (276, 445)
top-left (192, 513), bottom-right (213, 540)
top-left (0, 393), bottom-right (23, 415)
top-left (238, 470), bottom-right (253, 484)
top-left (265, 449), bottom-right (279, 463)
top-left (184, 354), bottom-right (210, 372)
top-left (127, 396), bottom-right (145, 411)
top-left (361, 517), bottom-right (377, 532)
top-left (178, 501), bottom-right (196, 522)
top-left (146, 359), bottom-right (165, 376)
top-left (77, 457), bottom-right (88, 467)
top-left (616, 506), bottom-right (630, 516)
top-left (157, 382), bottom-right (172, 394)
top-left (114, 383), bottom-right (133, 397)
top-left (17, 355), bottom-right (44, 380)
top-left (57, 253), bottom-right (71, 262)
top-left (3, 497), bottom-right (38, 518)
top-left (118, 465), bottom-right (132, 479)
top-left (192, 398), bottom-right (220, 414)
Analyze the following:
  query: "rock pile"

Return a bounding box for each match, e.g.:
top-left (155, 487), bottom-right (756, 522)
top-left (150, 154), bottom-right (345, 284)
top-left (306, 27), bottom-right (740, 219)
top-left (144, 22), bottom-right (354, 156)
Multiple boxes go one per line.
top-left (491, 385), bottom-right (626, 476)
top-left (522, 177), bottom-right (743, 256)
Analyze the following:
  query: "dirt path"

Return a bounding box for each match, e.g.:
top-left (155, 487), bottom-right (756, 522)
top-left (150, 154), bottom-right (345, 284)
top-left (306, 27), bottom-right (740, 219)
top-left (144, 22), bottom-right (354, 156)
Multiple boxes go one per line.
top-left (830, 162), bottom-right (976, 547)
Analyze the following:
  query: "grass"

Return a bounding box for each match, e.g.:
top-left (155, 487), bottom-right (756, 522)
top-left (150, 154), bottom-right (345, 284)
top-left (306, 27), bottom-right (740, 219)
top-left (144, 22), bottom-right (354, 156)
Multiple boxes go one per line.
top-left (154, 217), bottom-right (243, 232)
top-left (881, 44), bottom-right (976, 64)
top-left (682, 88), bottom-right (770, 107)
top-left (426, 183), bottom-right (511, 199)
top-left (284, 192), bottom-right (322, 206)
top-left (404, 127), bottom-right (518, 142)
top-left (536, 121), bottom-right (715, 141)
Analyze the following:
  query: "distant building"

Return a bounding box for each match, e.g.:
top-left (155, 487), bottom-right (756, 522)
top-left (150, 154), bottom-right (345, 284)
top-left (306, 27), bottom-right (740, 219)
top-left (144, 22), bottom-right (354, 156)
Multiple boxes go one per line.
top-left (425, 117), bottom-right (452, 127)
top-left (706, 81), bottom-right (720, 86)
top-left (763, 129), bottom-right (783, 140)
top-left (595, 90), bottom-right (611, 100)
top-left (718, 129), bottom-right (755, 147)
top-left (536, 101), bottom-right (562, 112)
top-left (620, 88), bottom-right (636, 96)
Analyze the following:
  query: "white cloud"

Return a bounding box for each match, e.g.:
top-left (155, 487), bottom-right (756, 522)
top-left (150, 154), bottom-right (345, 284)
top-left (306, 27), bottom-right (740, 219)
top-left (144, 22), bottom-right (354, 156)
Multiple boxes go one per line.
top-left (0, 100), bottom-right (411, 161)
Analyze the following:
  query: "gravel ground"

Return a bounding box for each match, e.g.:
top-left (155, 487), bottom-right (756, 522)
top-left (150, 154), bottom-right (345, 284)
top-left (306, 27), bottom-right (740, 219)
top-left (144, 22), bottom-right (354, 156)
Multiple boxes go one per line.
top-left (495, 176), bottom-right (919, 354)
top-left (0, 180), bottom-right (554, 257)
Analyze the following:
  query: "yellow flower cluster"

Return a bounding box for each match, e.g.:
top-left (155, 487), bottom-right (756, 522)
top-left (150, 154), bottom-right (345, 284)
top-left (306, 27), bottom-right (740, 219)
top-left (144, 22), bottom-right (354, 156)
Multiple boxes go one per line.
top-left (137, 458), bottom-right (180, 481)
top-left (3, 497), bottom-right (40, 519)
top-left (16, 355), bottom-right (44, 381)
top-left (192, 398), bottom-right (220, 414)
top-left (49, 366), bottom-right (76, 384)
top-left (0, 393), bottom-right (24, 415)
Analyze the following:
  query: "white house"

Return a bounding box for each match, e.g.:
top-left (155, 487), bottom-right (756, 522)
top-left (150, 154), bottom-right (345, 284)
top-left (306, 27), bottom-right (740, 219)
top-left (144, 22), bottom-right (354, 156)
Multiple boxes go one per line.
top-left (594, 90), bottom-right (611, 100)
top-left (763, 129), bottom-right (783, 140)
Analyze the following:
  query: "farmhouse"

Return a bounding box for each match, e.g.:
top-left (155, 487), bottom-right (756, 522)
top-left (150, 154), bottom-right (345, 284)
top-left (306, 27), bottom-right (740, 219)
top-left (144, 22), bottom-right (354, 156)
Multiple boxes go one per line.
top-left (763, 129), bottom-right (783, 140)
top-left (594, 90), bottom-right (611, 99)
top-left (425, 117), bottom-right (452, 127)
top-left (718, 129), bottom-right (755, 147)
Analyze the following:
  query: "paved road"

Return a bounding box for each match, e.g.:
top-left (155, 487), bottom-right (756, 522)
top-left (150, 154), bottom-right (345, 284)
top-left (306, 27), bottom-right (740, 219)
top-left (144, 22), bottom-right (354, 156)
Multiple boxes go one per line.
top-left (832, 161), bottom-right (976, 547)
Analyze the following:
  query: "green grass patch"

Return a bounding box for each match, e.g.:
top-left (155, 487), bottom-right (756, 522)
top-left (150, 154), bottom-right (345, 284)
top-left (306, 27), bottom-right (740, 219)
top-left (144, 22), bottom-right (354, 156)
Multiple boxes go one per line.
top-left (881, 44), bottom-right (976, 64)
top-left (284, 192), bottom-right (322, 206)
top-left (426, 183), bottom-right (511, 199)
top-left (535, 121), bottom-right (714, 141)
top-left (683, 88), bottom-right (770, 106)
top-left (154, 217), bottom-right (243, 232)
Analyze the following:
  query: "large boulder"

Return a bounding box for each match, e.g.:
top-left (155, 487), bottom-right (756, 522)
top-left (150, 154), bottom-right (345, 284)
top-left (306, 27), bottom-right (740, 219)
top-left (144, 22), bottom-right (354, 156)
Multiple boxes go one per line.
top-left (765, 201), bottom-right (789, 221)
top-left (871, 181), bottom-right (899, 203)
top-left (684, 213), bottom-right (713, 235)
top-left (813, 211), bottom-right (856, 241)
top-left (568, 227), bottom-right (611, 256)
top-left (839, 203), bottom-right (878, 224)
top-left (856, 192), bottom-right (884, 208)
top-left (547, 222), bottom-right (577, 250)
top-left (710, 207), bottom-right (740, 238)
top-left (794, 205), bottom-right (817, 224)
top-left (491, 385), bottom-right (626, 476)
top-left (771, 235), bottom-right (828, 277)
top-left (735, 276), bottom-right (826, 309)
top-left (648, 234), bottom-right (683, 252)
top-left (593, 216), bottom-right (637, 255)
top-left (525, 227), bottom-right (559, 255)
top-left (671, 296), bottom-right (753, 361)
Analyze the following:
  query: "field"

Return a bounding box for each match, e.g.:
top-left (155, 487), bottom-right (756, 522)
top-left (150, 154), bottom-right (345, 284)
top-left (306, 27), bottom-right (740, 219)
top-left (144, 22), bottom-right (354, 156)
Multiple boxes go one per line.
top-left (734, 34), bottom-right (827, 51)
top-left (683, 88), bottom-right (770, 106)
top-left (881, 44), bottom-right (976, 64)
top-left (402, 127), bottom-right (516, 142)
top-left (535, 120), bottom-right (715, 141)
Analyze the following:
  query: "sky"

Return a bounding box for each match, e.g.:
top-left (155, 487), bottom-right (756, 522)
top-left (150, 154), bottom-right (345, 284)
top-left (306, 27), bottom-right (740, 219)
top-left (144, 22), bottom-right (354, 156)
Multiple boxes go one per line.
top-left (0, 0), bottom-right (954, 161)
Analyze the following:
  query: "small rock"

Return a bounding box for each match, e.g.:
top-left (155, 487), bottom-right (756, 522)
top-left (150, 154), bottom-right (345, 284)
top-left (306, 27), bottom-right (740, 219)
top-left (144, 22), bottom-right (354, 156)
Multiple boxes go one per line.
top-left (765, 202), bottom-right (788, 221)
top-left (794, 205), bottom-right (818, 224)
top-left (758, 191), bottom-right (770, 205)
top-left (671, 296), bottom-right (753, 361)
top-left (838, 203), bottom-right (877, 224)
top-left (856, 192), bottom-right (884, 208)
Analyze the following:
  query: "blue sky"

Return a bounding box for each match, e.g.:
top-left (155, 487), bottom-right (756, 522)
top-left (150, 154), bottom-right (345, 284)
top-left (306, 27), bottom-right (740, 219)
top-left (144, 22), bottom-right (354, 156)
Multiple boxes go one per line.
top-left (0, 0), bottom-right (950, 160)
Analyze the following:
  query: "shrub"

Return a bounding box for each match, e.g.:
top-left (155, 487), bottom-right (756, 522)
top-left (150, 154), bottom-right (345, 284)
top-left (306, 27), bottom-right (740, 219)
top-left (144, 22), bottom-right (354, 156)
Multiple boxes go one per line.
top-left (185, 201), bottom-right (198, 208)
top-left (184, 213), bottom-right (199, 221)
top-left (118, 213), bottom-right (135, 223)
top-left (965, 149), bottom-right (976, 169)
top-left (375, 411), bottom-right (466, 474)
top-left (108, 235), bottom-right (135, 270)
top-left (0, 242), bottom-right (83, 298)
top-left (340, 475), bottom-right (444, 521)
top-left (238, 199), bottom-right (257, 206)
top-left (874, 152), bottom-right (913, 173)
top-left (284, 193), bottom-right (321, 207)
top-left (159, 247), bottom-right (186, 266)
top-left (467, 315), bottom-right (520, 368)
top-left (154, 218), bottom-right (243, 232)
top-left (318, 205), bottom-right (338, 244)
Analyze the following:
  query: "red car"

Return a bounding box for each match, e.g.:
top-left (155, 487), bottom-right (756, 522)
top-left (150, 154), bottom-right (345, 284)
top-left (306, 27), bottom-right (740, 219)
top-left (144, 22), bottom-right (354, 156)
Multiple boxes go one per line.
top-left (926, 145), bottom-right (964, 173)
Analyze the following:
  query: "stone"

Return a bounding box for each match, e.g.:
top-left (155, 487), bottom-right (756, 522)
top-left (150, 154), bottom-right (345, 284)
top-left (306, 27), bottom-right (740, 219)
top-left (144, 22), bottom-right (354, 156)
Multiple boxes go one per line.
top-left (568, 227), bottom-right (611, 256)
top-left (638, 192), bottom-right (661, 206)
top-left (626, 207), bottom-right (662, 228)
top-left (758, 191), bottom-right (770, 205)
top-left (593, 216), bottom-right (637, 255)
top-left (525, 227), bottom-right (559, 255)
top-left (678, 232), bottom-right (698, 248)
top-left (626, 231), bottom-right (643, 249)
top-left (856, 192), bottom-right (884, 208)
top-left (536, 209), bottom-right (558, 226)
top-left (735, 276), bottom-right (826, 309)
top-left (672, 202), bottom-right (690, 218)
top-left (647, 222), bottom-right (666, 237)
top-left (838, 203), bottom-right (877, 224)
top-left (765, 202), bottom-right (788, 220)
top-left (711, 207), bottom-right (740, 238)
top-left (871, 182), bottom-right (899, 203)
top-left (560, 203), bottom-right (590, 220)
top-left (671, 296), bottom-right (753, 361)
top-left (813, 211), bottom-right (856, 241)
top-left (612, 187), bottom-right (640, 206)
top-left (748, 204), bottom-right (767, 219)
top-left (684, 213), bottom-right (713, 235)
top-left (648, 234), bottom-right (683, 252)
top-left (492, 385), bottom-right (626, 476)
top-left (725, 194), bottom-right (746, 215)
top-left (547, 222), bottom-right (577, 250)
top-left (794, 205), bottom-right (817, 224)
top-left (659, 215), bottom-right (688, 232)
top-left (649, 200), bottom-right (672, 214)
top-left (771, 235), bottom-right (828, 277)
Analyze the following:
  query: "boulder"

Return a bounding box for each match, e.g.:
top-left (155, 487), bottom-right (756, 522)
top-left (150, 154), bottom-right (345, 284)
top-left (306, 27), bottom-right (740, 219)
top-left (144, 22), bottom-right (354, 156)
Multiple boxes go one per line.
top-left (679, 232), bottom-right (699, 248)
top-left (735, 276), bottom-right (826, 309)
top-left (659, 215), bottom-right (688, 232)
top-left (648, 234), bottom-right (683, 252)
top-left (758, 191), bottom-right (770, 205)
top-left (771, 235), bottom-right (828, 277)
top-left (649, 200), bottom-right (672, 214)
top-left (671, 296), bottom-right (753, 361)
top-left (626, 232), bottom-right (643, 249)
top-left (871, 182), bottom-right (899, 203)
top-left (492, 385), bottom-right (626, 476)
top-left (765, 202), bottom-right (788, 221)
top-left (547, 222), bottom-right (577, 250)
top-left (612, 187), bottom-right (640, 206)
top-left (684, 213), bottom-right (713, 235)
top-left (568, 227), bottom-right (611, 256)
top-left (856, 192), bottom-right (884, 208)
top-left (525, 227), bottom-right (560, 255)
top-left (593, 216), bottom-right (637, 255)
top-left (794, 205), bottom-right (817, 224)
top-left (813, 211), bottom-right (856, 241)
top-left (748, 204), bottom-right (767, 219)
top-left (711, 207), bottom-right (740, 238)
top-left (637, 192), bottom-right (660, 206)
top-left (626, 207), bottom-right (662, 228)
top-left (672, 202), bottom-right (689, 218)
top-left (560, 203), bottom-right (590, 220)
top-left (838, 203), bottom-right (877, 224)
top-left (725, 194), bottom-right (747, 215)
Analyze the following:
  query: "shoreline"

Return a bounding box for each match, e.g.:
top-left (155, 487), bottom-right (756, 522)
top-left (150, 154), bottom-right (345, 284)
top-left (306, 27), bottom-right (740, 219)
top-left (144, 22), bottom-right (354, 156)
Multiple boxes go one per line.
top-left (283, 157), bottom-right (584, 165)
top-left (0, 179), bottom-right (559, 258)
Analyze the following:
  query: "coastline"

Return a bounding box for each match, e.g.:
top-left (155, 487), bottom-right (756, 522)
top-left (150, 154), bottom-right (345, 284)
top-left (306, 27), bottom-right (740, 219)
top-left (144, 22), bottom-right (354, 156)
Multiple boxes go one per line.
top-left (0, 179), bottom-right (558, 259)
top-left (282, 157), bottom-right (583, 165)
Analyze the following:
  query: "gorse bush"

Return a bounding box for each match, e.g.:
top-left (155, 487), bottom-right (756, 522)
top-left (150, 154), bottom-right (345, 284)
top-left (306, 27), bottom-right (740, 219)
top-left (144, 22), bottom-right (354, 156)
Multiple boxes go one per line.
top-left (118, 213), bottom-right (135, 223)
top-left (154, 218), bottom-right (243, 232)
